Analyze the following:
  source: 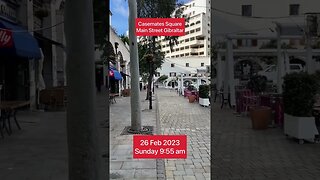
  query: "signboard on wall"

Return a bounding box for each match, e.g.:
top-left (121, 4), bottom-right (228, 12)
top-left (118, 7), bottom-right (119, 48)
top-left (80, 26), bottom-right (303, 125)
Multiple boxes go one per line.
top-left (0, 0), bottom-right (17, 21)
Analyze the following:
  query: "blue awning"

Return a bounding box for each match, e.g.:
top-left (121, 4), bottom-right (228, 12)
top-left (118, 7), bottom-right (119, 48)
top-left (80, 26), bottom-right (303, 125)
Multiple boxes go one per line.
top-left (0, 20), bottom-right (41, 59)
top-left (109, 67), bottom-right (122, 80)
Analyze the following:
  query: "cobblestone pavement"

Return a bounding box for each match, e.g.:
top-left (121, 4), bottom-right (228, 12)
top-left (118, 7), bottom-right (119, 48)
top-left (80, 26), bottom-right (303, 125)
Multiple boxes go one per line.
top-left (212, 101), bottom-right (320, 179)
top-left (157, 89), bottom-right (211, 180)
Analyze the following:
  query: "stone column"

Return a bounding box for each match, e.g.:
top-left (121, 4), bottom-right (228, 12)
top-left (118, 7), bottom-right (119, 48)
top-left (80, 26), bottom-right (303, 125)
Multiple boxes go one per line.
top-left (26, 0), bottom-right (36, 110)
top-left (50, 2), bottom-right (58, 86)
top-left (226, 38), bottom-right (235, 106)
top-left (276, 28), bottom-right (284, 93)
top-left (216, 52), bottom-right (223, 90)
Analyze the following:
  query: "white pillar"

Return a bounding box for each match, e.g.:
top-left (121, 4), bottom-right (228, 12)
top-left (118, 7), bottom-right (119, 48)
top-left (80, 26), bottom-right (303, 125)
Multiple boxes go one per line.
top-left (276, 28), bottom-right (283, 93)
top-left (217, 52), bottom-right (223, 90)
top-left (27, 0), bottom-right (36, 110)
top-left (284, 52), bottom-right (290, 75)
top-left (118, 62), bottom-right (121, 95)
top-left (181, 74), bottom-right (184, 95)
top-left (27, 0), bottom-right (33, 32)
top-left (227, 38), bottom-right (236, 106)
top-left (50, 2), bottom-right (58, 87)
top-left (306, 35), bottom-right (314, 74)
top-left (29, 60), bottom-right (36, 110)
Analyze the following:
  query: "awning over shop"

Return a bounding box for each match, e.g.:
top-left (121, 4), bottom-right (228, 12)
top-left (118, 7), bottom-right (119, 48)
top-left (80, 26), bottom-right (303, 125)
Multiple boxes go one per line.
top-left (34, 32), bottom-right (65, 50)
top-left (109, 67), bottom-right (122, 80)
top-left (0, 19), bottom-right (41, 59)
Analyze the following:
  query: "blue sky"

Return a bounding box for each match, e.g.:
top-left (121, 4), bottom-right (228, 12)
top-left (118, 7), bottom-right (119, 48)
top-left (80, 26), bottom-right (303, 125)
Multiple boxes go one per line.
top-left (110, 0), bottom-right (191, 36)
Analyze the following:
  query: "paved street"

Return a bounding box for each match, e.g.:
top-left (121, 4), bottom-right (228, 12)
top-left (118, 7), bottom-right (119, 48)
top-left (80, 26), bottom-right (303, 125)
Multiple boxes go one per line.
top-left (0, 88), bottom-right (319, 180)
top-left (158, 89), bottom-right (211, 180)
top-left (212, 99), bottom-right (320, 179)
top-left (0, 92), bottom-right (109, 180)
top-left (110, 91), bottom-right (159, 180)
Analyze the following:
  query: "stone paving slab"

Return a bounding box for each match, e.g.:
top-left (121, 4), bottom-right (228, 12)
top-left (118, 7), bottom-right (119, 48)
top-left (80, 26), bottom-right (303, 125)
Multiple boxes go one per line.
top-left (212, 99), bottom-right (320, 179)
top-left (157, 89), bottom-right (211, 180)
top-left (110, 91), bottom-right (159, 180)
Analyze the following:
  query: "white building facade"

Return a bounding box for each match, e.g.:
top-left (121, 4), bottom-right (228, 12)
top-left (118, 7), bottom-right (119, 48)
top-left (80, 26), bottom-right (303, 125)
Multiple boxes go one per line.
top-left (212, 0), bottom-right (320, 106)
top-left (158, 0), bottom-right (211, 59)
top-left (156, 0), bottom-right (212, 86)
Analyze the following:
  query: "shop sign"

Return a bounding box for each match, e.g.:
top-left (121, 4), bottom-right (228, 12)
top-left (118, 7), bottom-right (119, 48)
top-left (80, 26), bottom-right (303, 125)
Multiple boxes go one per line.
top-left (0, 28), bottom-right (13, 48)
top-left (0, 0), bottom-right (17, 21)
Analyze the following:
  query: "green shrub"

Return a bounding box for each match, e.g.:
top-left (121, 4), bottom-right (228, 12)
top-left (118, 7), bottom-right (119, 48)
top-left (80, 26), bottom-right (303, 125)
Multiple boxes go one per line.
top-left (199, 84), bottom-right (210, 98)
top-left (283, 72), bottom-right (318, 117)
top-left (247, 75), bottom-right (267, 93)
top-left (314, 70), bottom-right (320, 94)
top-left (158, 75), bottom-right (168, 83)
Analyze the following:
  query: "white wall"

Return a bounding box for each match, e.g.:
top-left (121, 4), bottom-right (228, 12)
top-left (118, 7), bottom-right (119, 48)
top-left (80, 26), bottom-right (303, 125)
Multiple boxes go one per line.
top-left (94, 27), bottom-right (130, 69)
top-left (213, 0), bottom-right (320, 39)
top-left (156, 57), bottom-right (210, 80)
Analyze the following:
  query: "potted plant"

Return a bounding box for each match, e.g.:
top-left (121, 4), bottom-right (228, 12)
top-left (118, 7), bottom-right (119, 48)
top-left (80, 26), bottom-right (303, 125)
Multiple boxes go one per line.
top-left (283, 72), bottom-right (319, 144)
top-left (199, 84), bottom-right (210, 107)
top-left (122, 89), bottom-right (130, 97)
top-left (247, 75), bottom-right (267, 95)
top-left (247, 75), bottom-right (271, 129)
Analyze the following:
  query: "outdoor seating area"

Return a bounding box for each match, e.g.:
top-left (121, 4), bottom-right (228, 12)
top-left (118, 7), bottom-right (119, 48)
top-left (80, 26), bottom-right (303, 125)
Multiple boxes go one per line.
top-left (0, 101), bottom-right (30, 138)
top-left (175, 70), bottom-right (320, 144)
top-left (39, 86), bottom-right (67, 111)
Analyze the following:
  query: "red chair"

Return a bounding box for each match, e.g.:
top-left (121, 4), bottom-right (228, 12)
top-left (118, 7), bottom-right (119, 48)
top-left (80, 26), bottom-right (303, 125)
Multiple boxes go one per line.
top-left (242, 89), bottom-right (259, 114)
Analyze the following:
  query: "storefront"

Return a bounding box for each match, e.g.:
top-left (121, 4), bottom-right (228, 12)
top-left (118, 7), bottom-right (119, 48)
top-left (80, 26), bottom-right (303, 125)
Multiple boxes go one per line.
top-left (109, 66), bottom-right (122, 94)
top-left (0, 1), bottom-right (41, 102)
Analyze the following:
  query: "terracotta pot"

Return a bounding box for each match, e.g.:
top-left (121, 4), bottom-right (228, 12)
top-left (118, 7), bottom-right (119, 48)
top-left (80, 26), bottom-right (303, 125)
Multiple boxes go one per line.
top-left (188, 95), bottom-right (196, 103)
top-left (122, 89), bottom-right (130, 97)
top-left (250, 106), bottom-right (271, 130)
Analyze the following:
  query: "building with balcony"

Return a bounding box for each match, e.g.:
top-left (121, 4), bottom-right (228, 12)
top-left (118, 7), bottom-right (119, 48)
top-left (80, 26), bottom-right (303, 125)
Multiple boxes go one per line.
top-left (0, 0), bottom-right (66, 109)
top-left (156, 0), bottom-right (211, 83)
top-left (158, 0), bottom-right (211, 59)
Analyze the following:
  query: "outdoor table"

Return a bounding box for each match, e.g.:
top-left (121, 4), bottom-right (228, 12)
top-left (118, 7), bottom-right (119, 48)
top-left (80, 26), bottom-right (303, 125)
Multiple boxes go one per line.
top-left (0, 101), bottom-right (30, 137)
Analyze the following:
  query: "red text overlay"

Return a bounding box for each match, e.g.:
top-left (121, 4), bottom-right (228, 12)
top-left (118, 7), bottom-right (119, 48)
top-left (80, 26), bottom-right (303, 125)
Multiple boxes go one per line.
top-left (135, 18), bottom-right (185, 36)
top-left (133, 135), bottom-right (187, 159)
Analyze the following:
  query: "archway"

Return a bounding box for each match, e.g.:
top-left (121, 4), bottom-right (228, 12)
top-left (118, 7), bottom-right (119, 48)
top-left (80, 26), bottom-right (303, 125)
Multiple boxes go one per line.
top-left (289, 57), bottom-right (306, 66)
